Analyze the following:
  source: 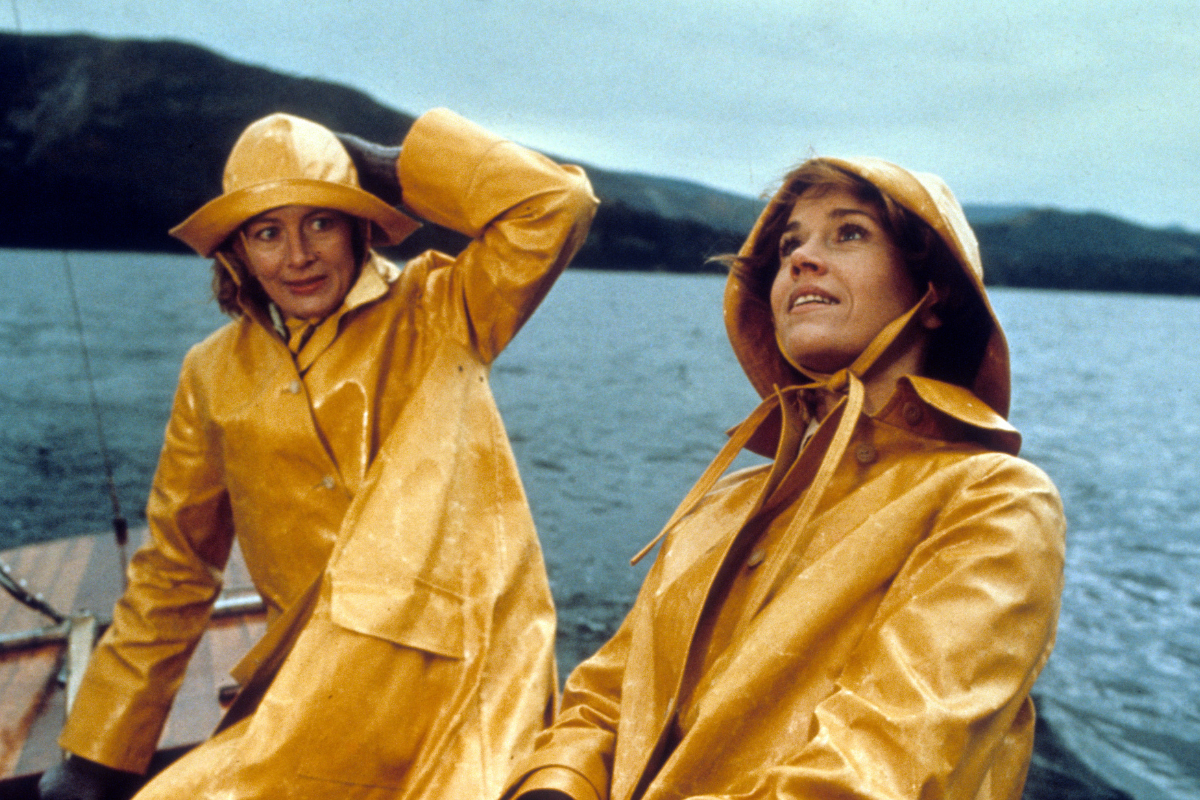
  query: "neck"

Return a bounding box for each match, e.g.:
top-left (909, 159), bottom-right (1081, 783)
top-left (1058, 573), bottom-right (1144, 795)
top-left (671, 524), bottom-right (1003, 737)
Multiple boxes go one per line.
top-left (859, 338), bottom-right (926, 414)
top-left (798, 287), bottom-right (937, 417)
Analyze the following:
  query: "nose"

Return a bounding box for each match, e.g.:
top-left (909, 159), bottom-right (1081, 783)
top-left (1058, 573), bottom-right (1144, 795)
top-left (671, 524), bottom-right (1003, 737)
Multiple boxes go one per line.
top-left (784, 240), bottom-right (827, 277)
top-left (284, 225), bottom-right (315, 268)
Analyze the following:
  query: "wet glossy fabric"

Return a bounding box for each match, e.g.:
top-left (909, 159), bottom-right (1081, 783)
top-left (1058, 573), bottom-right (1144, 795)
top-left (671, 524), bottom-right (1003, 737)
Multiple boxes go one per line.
top-left (506, 158), bottom-right (1065, 800)
top-left (169, 112), bottom-right (419, 256)
top-left (59, 108), bottom-right (597, 798)
top-left (725, 157), bottom-right (1012, 422)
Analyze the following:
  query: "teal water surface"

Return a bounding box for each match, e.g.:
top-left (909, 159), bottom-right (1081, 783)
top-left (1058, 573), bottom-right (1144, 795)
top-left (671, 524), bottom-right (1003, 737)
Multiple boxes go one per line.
top-left (1, 249), bottom-right (1196, 799)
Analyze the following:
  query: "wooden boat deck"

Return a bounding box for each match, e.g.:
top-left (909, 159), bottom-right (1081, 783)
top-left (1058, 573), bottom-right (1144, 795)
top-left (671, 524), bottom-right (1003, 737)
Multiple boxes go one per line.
top-left (0, 529), bottom-right (265, 781)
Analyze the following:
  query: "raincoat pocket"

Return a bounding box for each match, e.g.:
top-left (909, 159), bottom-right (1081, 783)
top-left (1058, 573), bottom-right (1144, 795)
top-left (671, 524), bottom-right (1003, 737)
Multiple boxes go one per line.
top-left (329, 572), bottom-right (465, 659)
top-left (291, 574), bottom-right (470, 788)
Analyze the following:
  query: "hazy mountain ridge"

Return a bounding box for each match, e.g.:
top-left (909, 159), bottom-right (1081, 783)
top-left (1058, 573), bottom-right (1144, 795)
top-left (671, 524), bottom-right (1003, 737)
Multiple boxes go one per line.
top-left (3, 32), bottom-right (1199, 295)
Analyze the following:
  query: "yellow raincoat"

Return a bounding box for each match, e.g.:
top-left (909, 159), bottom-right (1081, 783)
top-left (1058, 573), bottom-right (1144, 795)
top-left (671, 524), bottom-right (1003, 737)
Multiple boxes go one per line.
top-left (505, 159), bottom-right (1065, 800)
top-left (58, 108), bottom-right (597, 797)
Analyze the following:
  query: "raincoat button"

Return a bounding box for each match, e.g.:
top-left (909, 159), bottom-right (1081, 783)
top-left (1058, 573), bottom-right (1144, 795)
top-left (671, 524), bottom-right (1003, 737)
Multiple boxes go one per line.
top-left (321, 476), bottom-right (336, 490)
top-left (854, 443), bottom-right (877, 464)
top-left (903, 402), bottom-right (923, 425)
top-left (747, 547), bottom-right (766, 568)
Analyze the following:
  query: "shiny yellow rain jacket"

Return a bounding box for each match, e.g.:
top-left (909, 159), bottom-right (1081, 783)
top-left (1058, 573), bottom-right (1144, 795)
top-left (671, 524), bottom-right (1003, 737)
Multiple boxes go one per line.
top-left (59, 108), bottom-right (598, 797)
top-left (505, 159), bottom-right (1065, 800)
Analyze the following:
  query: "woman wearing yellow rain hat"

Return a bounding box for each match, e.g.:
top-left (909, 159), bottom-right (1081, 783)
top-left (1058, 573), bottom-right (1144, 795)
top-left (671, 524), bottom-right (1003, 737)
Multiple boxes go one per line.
top-left (504, 158), bottom-right (1065, 800)
top-left (40, 108), bottom-right (596, 799)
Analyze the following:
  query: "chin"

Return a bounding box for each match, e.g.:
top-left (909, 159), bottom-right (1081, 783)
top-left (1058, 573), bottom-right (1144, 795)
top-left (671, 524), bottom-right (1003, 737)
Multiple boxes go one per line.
top-left (783, 343), bottom-right (856, 376)
top-left (286, 298), bottom-right (338, 320)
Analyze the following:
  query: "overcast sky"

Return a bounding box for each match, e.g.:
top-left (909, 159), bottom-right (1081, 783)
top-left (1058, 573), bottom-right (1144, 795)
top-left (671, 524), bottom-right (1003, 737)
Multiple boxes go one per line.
top-left (9, 0), bottom-right (1199, 231)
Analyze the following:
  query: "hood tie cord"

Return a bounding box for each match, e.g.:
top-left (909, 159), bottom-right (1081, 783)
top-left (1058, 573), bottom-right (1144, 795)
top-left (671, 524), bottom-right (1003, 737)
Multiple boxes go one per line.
top-left (215, 251), bottom-right (244, 288)
top-left (631, 288), bottom-right (937, 575)
top-left (631, 388), bottom-right (796, 565)
top-left (743, 373), bottom-right (863, 614)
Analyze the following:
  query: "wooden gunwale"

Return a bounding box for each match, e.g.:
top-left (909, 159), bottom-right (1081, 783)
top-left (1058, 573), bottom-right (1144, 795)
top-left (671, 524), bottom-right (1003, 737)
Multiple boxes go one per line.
top-left (0, 528), bottom-right (265, 787)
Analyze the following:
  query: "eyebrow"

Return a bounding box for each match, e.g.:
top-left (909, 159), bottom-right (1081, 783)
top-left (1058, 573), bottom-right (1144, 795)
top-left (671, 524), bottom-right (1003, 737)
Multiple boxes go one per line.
top-left (830, 207), bottom-right (877, 220)
top-left (244, 212), bottom-right (283, 226)
top-left (783, 207), bottom-right (879, 234)
top-left (246, 207), bottom-right (336, 225)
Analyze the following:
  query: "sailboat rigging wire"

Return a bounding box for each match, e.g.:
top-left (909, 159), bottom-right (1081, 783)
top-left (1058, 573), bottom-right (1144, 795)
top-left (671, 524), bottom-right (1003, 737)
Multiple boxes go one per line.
top-left (0, 558), bottom-right (66, 623)
top-left (61, 252), bottom-right (130, 585)
top-left (1, 1), bottom-right (75, 625)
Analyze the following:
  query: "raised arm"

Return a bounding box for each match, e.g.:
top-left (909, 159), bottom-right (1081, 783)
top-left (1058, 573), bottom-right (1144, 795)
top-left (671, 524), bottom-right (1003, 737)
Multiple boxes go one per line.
top-left (341, 109), bottom-right (598, 364)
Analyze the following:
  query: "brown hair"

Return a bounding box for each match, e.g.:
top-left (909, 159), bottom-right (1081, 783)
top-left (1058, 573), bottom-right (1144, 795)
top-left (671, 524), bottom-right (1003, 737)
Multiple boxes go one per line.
top-left (721, 159), bottom-right (988, 387)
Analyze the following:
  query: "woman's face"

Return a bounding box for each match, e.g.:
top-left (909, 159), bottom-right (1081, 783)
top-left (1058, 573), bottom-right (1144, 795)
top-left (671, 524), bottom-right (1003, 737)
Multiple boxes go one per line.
top-left (239, 205), bottom-right (359, 321)
top-left (770, 186), bottom-right (923, 374)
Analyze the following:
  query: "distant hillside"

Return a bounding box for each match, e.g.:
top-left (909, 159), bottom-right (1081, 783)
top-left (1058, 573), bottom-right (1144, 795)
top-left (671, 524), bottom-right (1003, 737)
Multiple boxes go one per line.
top-left (0, 32), bottom-right (759, 270)
top-left (3, 32), bottom-right (1200, 294)
top-left (974, 208), bottom-right (1200, 294)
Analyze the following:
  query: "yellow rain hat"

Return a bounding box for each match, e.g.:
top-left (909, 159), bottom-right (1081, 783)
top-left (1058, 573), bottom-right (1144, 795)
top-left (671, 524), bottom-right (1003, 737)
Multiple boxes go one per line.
top-left (170, 113), bottom-right (419, 257)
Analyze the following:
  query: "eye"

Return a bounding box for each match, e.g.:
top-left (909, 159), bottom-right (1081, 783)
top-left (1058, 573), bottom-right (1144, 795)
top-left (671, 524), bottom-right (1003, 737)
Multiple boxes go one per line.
top-left (836, 223), bottom-right (867, 243)
top-left (248, 224), bottom-right (280, 243)
top-left (778, 233), bottom-right (800, 259)
top-left (308, 213), bottom-right (345, 234)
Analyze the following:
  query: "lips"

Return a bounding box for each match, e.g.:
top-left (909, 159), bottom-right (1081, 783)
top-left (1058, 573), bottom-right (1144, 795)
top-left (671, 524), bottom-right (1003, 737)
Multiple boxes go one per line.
top-left (787, 286), bottom-right (838, 311)
top-left (285, 276), bottom-right (328, 295)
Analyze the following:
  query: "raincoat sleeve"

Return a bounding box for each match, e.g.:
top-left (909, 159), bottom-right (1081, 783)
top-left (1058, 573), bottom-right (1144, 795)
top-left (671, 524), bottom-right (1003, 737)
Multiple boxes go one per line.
top-left (396, 107), bottom-right (598, 364)
top-left (58, 346), bottom-right (234, 773)
top-left (503, 607), bottom-right (634, 800)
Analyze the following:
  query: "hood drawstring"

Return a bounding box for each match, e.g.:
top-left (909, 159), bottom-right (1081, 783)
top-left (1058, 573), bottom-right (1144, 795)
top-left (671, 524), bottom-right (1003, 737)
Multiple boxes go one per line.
top-left (632, 289), bottom-right (938, 611)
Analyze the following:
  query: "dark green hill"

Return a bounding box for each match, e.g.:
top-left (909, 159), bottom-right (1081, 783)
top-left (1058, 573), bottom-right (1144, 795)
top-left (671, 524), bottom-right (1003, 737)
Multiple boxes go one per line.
top-left (0, 32), bottom-right (760, 267)
top-left (0, 33), bottom-right (423, 251)
top-left (3, 32), bottom-right (1200, 294)
top-left (975, 208), bottom-right (1200, 294)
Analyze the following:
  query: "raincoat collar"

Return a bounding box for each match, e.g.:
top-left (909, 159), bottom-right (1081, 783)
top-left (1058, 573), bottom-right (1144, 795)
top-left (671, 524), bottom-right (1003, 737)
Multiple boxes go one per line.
top-left (343, 251), bottom-right (402, 307)
top-left (291, 253), bottom-right (399, 371)
top-left (225, 250), bottom-right (400, 368)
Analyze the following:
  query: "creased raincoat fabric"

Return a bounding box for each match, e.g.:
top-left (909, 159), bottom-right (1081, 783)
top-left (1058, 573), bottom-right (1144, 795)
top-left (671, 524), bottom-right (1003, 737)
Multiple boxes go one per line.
top-left (58, 108), bottom-right (597, 798)
top-left (506, 158), bottom-right (1064, 800)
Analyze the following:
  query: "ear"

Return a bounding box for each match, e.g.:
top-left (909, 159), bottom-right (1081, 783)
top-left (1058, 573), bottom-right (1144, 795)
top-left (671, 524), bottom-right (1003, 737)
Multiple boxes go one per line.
top-left (355, 218), bottom-right (373, 266)
top-left (920, 283), bottom-right (945, 330)
top-left (919, 306), bottom-right (944, 331)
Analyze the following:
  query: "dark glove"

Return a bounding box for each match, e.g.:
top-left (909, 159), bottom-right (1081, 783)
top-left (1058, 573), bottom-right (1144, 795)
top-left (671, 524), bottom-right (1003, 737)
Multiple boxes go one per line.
top-left (38, 754), bottom-right (139, 800)
top-left (335, 132), bottom-right (403, 206)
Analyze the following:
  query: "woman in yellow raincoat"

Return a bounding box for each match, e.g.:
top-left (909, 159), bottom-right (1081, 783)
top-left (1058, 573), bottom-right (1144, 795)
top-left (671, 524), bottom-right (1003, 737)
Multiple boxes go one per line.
top-left (40, 108), bottom-right (596, 799)
top-left (504, 157), bottom-right (1065, 800)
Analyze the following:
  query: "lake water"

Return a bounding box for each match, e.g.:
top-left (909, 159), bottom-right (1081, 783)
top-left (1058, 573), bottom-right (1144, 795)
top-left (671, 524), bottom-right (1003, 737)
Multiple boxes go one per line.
top-left (1, 248), bottom-right (1197, 800)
